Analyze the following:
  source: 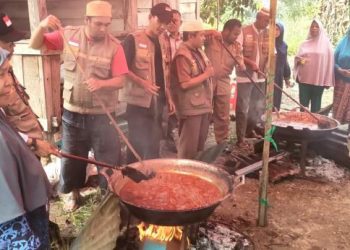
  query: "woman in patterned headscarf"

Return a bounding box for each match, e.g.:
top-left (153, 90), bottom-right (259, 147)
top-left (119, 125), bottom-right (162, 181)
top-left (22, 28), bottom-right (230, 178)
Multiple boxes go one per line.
top-left (294, 19), bottom-right (335, 112)
top-left (0, 48), bottom-right (51, 249)
top-left (333, 28), bottom-right (350, 130)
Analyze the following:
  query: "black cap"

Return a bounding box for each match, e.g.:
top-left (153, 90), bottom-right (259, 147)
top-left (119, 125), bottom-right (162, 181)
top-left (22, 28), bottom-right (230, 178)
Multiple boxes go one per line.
top-left (150, 3), bottom-right (172, 24)
top-left (0, 13), bottom-right (26, 42)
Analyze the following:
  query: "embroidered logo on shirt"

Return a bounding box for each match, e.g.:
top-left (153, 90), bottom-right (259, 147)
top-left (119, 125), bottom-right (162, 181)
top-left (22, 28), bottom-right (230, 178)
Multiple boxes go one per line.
top-left (2, 15), bottom-right (12, 27)
top-left (138, 43), bottom-right (147, 49)
top-left (246, 35), bottom-right (253, 42)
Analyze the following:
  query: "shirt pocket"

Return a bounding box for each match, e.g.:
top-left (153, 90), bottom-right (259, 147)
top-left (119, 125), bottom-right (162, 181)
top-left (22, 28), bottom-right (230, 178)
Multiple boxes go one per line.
top-left (63, 59), bottom-right (77, 79)
top-left (243, 41), bottom-right (255, 57)
top-left (190, 91), bottom-right (206, 107)
top-left (62, 59), bottom-right (77, 102)
top-left (92, 61), bottom-right (110, 79)
top-left (134, 48), bottom-right (150, 70)
top-left (62, 80), bottom-right (74, 102)
top-left (262, 42), bottom-right (269, 55)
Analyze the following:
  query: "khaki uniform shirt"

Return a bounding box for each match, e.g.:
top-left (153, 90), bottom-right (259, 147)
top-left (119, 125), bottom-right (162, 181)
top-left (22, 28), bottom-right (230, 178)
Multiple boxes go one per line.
top-left (236, 24), bottom-right (269, 83)
top-left (0, 69), bottom-right (43, 139)
top-left (205, 34), bottom-right (243, 95)
top-left (171, 43), bottom-right (212, 117)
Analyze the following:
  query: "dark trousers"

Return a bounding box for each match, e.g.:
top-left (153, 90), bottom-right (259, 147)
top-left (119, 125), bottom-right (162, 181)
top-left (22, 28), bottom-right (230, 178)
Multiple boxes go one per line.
top-left (26, 206), bottom-right (49, 250)
top-left (59, 109), bottom-right (121, 193)
top-left (273, 80), bottom-right (283, 110)
top-left (213, 94), bottom-right (231, 144)
top-left (236, 82), bottom-right (266, 142)
top-left (298, 82), bottom-right (325, 113)
top-left (178, 113), bottom-right (210, 159)
top-left (126, 101), bottom-right (164, 164)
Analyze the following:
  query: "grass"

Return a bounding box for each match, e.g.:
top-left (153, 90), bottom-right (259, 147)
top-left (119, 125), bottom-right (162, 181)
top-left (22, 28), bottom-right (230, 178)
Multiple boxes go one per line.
top-left (284, 17), bottom-right (312, 56)
top-left (49, 188), bottom-right (102, 248)
top-left (67, 190), bottom-right (102, 231)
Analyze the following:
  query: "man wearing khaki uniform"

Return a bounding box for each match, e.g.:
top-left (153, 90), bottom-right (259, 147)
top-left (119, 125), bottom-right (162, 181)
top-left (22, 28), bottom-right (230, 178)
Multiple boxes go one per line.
top-left (30, 1), bottom-right (128, 211)
top-left (122, 3), bottom-right (174, 163)
top-left (236, 8), bottom-right (270, 148)
top-left (171, 20), bottom-right (214, 159)
top-left (205, 19), bottom-right (245, 144)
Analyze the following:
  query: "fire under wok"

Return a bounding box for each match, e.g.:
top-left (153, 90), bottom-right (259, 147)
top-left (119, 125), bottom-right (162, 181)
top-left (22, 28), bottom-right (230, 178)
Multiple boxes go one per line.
top-left (271, 111), bottom-right (339, 140)
top-left (107, 159), bottom-right (233, 226)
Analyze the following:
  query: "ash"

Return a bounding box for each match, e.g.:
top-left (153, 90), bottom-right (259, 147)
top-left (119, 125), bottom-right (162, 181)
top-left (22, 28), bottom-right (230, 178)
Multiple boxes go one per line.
top-left (191, 222), bottom-right (252, 250)
top-left (305, 156), bottom-right (348, 183)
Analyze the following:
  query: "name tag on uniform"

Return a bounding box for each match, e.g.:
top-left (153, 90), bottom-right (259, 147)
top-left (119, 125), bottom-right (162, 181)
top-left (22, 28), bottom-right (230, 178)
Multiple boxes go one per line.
top-left (138, 43), bottom-right (147, 49)
top-left (67, 39), bottom-right (79, 54)
top-left (68, 40), bottom-right (79, 47)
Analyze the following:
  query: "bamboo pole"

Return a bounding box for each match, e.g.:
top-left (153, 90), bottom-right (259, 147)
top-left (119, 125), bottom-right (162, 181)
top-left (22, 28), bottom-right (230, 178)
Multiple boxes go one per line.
top-left (217, 0), bottom-right (220, 30)
top-left (257, 0), bottom-right (277, 227)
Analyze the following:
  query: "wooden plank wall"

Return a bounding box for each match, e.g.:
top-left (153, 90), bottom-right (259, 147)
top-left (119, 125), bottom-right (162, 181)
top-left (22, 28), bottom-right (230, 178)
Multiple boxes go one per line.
top-left (0, 0), bottom-right (127, 36)
top-left (179, 0), bottom-right (199, 21)
top-left (0, 0), bottom-right (200, 36)
top-left (11, 41), bottom-right (61, 133)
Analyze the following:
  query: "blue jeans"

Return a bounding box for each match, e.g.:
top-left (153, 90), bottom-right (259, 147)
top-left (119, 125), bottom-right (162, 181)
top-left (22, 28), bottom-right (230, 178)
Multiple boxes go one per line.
top-left (59, 109), bottom-right (121, 193)
top-left (126, 100), bottom-right (164, 164)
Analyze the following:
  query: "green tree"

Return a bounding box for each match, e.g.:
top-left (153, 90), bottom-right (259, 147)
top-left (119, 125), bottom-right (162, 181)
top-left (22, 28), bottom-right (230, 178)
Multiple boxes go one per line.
top-left (200, 0), bottom-right (258, 27)
top-left (277, 0), bottom-right (320, 20)
top-left (319, 0), bottom-right (349, 44)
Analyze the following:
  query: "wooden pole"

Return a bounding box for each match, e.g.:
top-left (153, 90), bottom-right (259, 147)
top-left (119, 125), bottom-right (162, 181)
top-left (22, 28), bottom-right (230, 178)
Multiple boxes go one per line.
top-left (257, 0), bottom-right (277, 227)
top-left (124, 0), bottom-right (137, 32)
top-left (27, 0), bottom-right (47, 33)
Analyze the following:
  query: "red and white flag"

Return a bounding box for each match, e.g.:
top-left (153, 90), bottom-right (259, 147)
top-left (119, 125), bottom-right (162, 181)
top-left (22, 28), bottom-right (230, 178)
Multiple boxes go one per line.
top-left (2, 15), bottom-right (12, 27)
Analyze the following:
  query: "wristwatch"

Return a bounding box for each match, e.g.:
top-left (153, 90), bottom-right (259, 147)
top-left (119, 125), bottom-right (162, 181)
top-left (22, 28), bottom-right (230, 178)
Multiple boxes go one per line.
top-left (27, 137), bottom-right (38, 151)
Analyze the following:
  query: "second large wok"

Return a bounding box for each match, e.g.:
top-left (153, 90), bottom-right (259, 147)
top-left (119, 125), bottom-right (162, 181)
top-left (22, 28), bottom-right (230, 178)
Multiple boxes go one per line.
top-left (271, 111), bottom-right (339, 140)
top-left (107, 159), bottom-right (233, 226)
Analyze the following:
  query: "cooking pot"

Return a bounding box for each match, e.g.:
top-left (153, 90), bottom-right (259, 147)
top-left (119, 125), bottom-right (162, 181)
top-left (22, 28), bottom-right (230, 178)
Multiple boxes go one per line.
top-left (271, 111), bottom-right (339, 140)
top-left (106, 159), bottom-right (233, 226)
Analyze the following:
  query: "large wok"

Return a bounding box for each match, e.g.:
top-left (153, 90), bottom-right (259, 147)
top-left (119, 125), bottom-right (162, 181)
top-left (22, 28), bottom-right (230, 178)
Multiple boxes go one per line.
top-left (106, 159), bottom-right (233, 226)
top-left (270, 111), bottom-right (339, 140)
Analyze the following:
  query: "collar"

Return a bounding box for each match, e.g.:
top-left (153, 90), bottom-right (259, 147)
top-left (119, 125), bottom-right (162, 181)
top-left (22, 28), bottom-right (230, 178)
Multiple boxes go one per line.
top-left (167, 31), bottom-right (182, 41)
top-left (183, 42), bottom-right (200, 53)
top-left (252, 23), bottom-right (266, 34)
top-left (252, 24), bottom-right (259, 33)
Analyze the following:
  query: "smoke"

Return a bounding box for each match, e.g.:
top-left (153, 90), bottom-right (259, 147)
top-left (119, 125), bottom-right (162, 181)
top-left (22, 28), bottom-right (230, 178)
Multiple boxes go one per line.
top-left (247, 82), bottom-right (266, 127)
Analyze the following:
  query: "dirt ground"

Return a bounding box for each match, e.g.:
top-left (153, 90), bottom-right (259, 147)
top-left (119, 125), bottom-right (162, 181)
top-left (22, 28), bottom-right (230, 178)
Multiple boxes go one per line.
top-left (213, 175), bottom-right (350, 250)
top-left (209, 118), bottom-right (350, 249)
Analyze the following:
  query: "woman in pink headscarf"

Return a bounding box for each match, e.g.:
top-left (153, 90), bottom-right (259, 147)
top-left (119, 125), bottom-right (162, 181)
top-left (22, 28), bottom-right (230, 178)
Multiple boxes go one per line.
top-left (294, 19), bottom-right (335, 112)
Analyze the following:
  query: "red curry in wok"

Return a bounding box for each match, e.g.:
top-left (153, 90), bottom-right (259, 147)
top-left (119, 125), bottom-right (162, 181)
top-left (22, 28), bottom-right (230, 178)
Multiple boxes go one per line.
top-left (118, 172), bottom-right (222, 210)
top-left (272, 111), bottom-right (337, 130)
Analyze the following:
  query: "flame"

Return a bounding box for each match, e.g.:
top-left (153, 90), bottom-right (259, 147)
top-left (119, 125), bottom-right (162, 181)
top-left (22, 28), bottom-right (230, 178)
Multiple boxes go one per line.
top-left (137, 222), bottom-right (183, 242)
